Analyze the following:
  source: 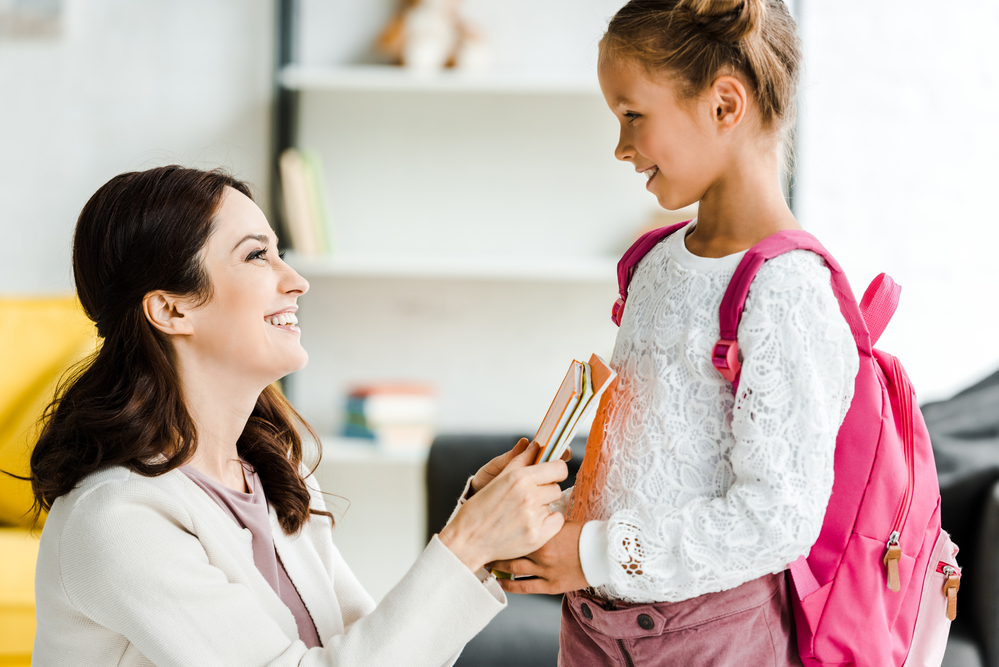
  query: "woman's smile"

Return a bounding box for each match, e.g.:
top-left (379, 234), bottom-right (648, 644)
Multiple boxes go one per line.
top-left (265, 307), bottom-right (301, 334)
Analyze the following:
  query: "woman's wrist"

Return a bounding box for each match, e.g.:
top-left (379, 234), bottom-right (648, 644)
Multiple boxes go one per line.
top-left (438, 523), bottom-right (487, 573)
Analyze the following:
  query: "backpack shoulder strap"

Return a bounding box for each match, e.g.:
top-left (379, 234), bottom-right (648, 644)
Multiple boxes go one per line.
top-left (713, 230), bottom-right (874, 386)
top-left (612, 221), bottom-right (691, 326)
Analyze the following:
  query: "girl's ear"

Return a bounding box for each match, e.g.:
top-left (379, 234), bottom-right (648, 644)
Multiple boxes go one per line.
top-left (142, 291), bottom-right (195, 337)
top-left (710, 75), bottom-right (748, 133)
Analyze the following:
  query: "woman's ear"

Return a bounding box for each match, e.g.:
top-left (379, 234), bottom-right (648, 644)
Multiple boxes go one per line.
top-left (710, 75), bottom-right (748, 133)
top-left (142, 291), bottom-right (194, 337)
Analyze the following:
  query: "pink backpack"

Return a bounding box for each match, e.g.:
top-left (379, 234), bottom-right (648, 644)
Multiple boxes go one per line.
top-left (613, 224), bottom-right (961, 667)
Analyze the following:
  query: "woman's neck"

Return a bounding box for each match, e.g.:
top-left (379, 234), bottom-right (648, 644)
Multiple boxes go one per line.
top-left (174, 353), bottom-right (262, 493)
top-left (684, 145), bottom-right (799, 259)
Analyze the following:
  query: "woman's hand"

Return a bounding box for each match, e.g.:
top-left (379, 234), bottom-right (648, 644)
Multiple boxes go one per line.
top-left (439, 442), bottom-right (568, 573)
top-left (469, 438), bottom-right (573, 495)
top-left (488, 520), bottom-right (589, 594)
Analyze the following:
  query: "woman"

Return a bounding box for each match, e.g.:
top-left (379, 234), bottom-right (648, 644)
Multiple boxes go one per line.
top-left (29, 166), bottom-right (568, 666)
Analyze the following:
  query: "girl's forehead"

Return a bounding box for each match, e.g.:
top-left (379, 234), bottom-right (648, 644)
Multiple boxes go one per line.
top-left (599, 57), bottom-right (680, 104)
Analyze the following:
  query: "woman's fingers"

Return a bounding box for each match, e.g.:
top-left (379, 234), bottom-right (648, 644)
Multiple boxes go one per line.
top-left (470, 438), bottom-right (533, 494)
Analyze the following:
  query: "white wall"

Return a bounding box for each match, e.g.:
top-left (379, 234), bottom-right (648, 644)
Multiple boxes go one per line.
top-left (794, 0), bottom-right (999, 402)
top-left (0, 0), bottom-right (274, 294)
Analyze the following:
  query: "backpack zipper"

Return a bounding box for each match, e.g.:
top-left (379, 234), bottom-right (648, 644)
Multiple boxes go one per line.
top-left (616, 639), bottom-right (636, 667)
top-left (937, 562), bottom-right (961, 621)
top-left (883, 356), bottom-right (915, 593)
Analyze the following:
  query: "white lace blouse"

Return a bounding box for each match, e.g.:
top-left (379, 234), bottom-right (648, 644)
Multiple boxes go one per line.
top-left (572, 222), bottom-right (859, 604)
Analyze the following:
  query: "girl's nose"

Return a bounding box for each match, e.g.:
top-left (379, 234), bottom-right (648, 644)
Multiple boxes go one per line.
top-left (614, 130), bottom-right (634, 162)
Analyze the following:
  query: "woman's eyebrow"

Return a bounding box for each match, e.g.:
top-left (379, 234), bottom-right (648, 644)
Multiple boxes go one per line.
top-left (231, 234), bottom-right (273, 252)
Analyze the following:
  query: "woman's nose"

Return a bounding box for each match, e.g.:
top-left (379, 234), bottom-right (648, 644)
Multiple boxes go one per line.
top-left (282, 263), bottom-right (309, 296)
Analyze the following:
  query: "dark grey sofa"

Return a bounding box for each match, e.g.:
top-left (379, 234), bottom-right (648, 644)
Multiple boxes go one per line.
top-left (924, 368), bottom-right (999, 667)
top-left (426, 434), bottom-right (584, 667)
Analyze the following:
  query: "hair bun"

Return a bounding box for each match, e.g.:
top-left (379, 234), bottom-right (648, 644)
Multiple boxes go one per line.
top-left (678, 0), bottom-right (765, 42)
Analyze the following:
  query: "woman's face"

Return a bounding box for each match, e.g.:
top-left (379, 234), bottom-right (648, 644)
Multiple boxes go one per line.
top-left (182, 187), bottom-right (309, 386)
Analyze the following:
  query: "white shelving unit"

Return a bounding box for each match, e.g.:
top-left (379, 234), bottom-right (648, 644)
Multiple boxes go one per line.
top-left (288, 252), bottom-right (618, 283)
top-left (280, 64), bottom-right (602, 96)
top-left (280, 0), bottom-right (644, 603)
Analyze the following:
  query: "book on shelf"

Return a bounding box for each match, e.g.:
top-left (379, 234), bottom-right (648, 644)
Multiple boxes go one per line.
top-left (341, 383), bottom-right (437, 451)
top-left (279, 148), bottom-right (332, 256)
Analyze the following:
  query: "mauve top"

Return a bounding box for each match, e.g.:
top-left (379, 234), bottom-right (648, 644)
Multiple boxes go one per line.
top-left (180, 462), bottom-right (322, 648)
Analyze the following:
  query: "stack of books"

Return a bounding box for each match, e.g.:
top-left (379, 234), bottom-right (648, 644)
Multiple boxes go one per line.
top-left (341, 383), bottom-right (437, 451)
top-left (279, 148), bottom-right (332, 256)
top-left (532, 354), bottom-right (617, 464)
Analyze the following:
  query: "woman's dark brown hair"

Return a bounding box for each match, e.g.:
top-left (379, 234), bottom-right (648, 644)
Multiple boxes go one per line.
top-left (29, 165), bottom-right (329, 533)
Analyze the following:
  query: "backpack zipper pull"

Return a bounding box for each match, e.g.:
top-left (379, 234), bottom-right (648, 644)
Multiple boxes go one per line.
top-left (942, 565), bottom-right (960, 621)
top-left (883, 531), bottom-right (902, 592)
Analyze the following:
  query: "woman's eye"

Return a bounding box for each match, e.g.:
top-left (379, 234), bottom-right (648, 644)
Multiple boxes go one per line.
top-left (278, 251), bottom-right (287, 260)
top-left (246, 248), bottom-right (267, 261)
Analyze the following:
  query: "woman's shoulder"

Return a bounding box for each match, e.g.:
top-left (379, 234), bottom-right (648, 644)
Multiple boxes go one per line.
top-left (46, 465), bottom-right (196, 541)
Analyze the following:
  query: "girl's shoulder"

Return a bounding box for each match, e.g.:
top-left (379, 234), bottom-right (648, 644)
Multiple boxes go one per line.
top-left (752, 248), bottom-right (835, 294)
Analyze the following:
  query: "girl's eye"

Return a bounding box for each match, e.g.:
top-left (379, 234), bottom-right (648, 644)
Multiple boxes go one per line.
top-left (624, 112), bottom-right (641, 124)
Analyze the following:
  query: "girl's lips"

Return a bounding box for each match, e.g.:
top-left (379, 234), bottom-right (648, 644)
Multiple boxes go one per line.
top-left (645, 166), bottom-right (659, 190)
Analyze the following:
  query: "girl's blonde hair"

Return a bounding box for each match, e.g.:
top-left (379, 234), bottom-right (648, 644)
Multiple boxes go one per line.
top-left (601, 0), bottom-right (802, 135)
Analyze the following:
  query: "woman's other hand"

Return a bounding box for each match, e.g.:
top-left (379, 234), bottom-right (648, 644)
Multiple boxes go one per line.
top-left (469, 438), bottom-right (572, 495)
top-left (439, 442), bottom-right (567, 572)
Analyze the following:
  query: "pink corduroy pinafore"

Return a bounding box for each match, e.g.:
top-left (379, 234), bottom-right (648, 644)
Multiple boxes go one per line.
top-left (559, 572), bottom-right (802, 667)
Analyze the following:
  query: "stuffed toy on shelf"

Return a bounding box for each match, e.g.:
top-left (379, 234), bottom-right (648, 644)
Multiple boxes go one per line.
top-left (377, 0), bottom-right (494, 74)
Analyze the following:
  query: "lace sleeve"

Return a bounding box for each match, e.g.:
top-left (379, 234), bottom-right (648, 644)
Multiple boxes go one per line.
top-left (602, 251), bottom-right (859, 601)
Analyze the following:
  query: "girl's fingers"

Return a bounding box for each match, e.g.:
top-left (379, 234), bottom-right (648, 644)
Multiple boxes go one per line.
top-left (498, 577), bottom-right (553, 595)
top-left (560, 446), bottom-right (573, 461)
top-left (488, 557), bottom-right (537, 577)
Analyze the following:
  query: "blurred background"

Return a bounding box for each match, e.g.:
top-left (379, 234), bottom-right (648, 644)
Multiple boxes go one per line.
top-left (2, 1), bottom-right (999, 665)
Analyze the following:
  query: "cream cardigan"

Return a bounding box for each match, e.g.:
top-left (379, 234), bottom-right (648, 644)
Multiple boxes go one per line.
top-left (33, 465), bottom-right (505, 666)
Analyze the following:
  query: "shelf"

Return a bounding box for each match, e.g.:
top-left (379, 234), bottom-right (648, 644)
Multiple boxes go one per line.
top-left (317, 436), bottom-right (430, 465)
top-left (287, 253), bottom-right (619, 284)
top-left (280, 64), bottom-right (602, 96)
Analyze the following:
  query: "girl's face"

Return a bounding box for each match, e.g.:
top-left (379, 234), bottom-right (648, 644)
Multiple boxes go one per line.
top-left (598, 56), bottom-right (723, 211)
top-left (182, 187), bottom-right (310, 386)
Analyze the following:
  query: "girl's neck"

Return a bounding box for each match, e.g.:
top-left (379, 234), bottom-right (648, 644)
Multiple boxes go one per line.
top-left (684, 147), bottom-right (799, 259)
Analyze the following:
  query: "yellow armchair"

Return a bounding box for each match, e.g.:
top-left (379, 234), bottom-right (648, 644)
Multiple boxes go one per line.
top-left (0, 297), bottom-right (96, 666)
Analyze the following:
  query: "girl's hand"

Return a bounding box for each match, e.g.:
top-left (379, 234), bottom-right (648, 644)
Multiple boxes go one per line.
top-left (469, 438), bottom-right (573, 495)
top-left (439, 442), bottom-right (568, 573)
top-left (487, 520), bottom-right (589, 595)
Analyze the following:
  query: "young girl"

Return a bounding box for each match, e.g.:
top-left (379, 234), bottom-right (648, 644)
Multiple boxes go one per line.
top-left (490, 1), bottom-right (859, 665)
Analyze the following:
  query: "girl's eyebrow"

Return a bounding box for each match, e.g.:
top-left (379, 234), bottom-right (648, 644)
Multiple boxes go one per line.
top-left (231, 233), bottom-right (274, 252)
